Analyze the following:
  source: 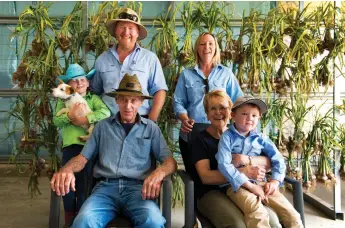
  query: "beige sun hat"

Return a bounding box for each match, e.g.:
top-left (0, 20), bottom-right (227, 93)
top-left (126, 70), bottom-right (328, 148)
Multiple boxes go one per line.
top-left (232, 95), bottom-right (268, 114)
top-left (106, 73), bottom-right (152, 99)
top-left (106, 8), bottom-right (147, 40)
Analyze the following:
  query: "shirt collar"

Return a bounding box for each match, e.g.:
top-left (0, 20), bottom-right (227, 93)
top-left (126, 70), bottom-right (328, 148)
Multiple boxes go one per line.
top-left (84, 91), bottom-right (92, 99)
top-left (112, 112), bottom-right (147, 125)
top-left (230, 123), bottom-right (259, 138)
top-left (193, 64), bottom-right (223, 78)
top-left (110, 43), bottom-right (141, 63)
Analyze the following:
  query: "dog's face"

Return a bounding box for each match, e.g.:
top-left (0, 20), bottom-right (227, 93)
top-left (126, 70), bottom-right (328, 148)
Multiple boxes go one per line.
top-left (52, 80), bottom-right (76, 99)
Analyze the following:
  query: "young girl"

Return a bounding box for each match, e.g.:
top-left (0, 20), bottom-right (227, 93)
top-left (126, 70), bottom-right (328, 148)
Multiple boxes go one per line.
top-left (53, 63), bottom-right (110, 227)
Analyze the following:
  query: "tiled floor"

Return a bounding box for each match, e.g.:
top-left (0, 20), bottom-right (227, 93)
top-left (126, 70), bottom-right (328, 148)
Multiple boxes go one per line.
top-left (0, 173), bottom-right (345, 228)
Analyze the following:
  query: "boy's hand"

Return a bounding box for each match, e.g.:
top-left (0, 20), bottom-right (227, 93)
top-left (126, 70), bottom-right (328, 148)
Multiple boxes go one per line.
top-left (264, 179), bottom-right (280, 196)
top-left (243, 181), bottom-right (269, 204)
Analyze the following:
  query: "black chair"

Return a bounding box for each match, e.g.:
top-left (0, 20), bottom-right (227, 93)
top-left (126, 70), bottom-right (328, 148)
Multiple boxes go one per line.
top-left (49, 156), bottom-right (172, 228)
top-left (178, 123), bottom-right (305, 228)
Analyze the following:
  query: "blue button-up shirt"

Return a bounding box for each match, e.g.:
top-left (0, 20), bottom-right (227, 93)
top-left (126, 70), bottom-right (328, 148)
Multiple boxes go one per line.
top-left (90, 44), bottom-right (168, 115)
top-left (215, 124), bottom-right (286, 192)
top-left (81, 113), bottom-right (172, 180)
top-left (173, 64), bottom-right (243, 123)
top-left (173, 64), bottom-right (243, 140)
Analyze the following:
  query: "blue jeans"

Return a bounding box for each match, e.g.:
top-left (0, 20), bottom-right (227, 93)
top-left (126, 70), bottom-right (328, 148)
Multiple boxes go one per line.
top-left (72, 178), bottom-right (165, 228)
top-left (61, 144), bottom-right (88, 213)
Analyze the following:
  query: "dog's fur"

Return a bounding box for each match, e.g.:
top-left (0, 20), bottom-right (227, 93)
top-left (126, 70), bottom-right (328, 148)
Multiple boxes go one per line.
top-left (52, 79), bottom-right (94, 141)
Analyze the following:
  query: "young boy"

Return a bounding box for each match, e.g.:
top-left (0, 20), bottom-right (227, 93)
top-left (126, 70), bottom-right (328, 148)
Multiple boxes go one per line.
top-left (53, 63), bottom-right (110, 227)
top-left (215, 95), bottom-right (303, 228)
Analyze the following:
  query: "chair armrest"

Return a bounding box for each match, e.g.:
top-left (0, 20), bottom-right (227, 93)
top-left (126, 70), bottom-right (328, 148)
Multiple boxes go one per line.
top-left (177, 169), bottom-right (195, 228)
top-left (162, 175), bottom-right (172, 228)
top-left (49, 190), bottom-right (61, 228)
top-left (284, 176), bottom-right (305, 226)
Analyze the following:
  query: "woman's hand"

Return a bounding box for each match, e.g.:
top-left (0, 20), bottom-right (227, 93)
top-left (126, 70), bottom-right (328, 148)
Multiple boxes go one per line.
top-left (243, 165), bottom-right (266, 181)
top-left (181, 118), bottom-right (195, 133)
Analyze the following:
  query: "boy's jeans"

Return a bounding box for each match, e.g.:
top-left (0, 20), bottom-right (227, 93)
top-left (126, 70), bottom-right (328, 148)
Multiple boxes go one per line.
top-left (72, 178), bottom-right (165, 228)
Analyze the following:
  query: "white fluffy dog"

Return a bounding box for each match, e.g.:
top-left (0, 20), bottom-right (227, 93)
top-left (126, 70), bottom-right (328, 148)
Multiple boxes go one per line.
top-left (52, 79), bottom-right (94, 141)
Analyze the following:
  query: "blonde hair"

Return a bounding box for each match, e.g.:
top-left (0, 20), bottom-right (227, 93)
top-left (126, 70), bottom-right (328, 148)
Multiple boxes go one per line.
top-left (203, 89), bottom-right (233, 113)
top-left (194, 32), bottom-right (221, 67)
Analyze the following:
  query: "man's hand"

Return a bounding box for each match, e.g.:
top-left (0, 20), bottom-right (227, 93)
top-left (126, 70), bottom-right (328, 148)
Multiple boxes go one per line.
top-left (244, 181), bottom-right (269, 204)
top-left (181, 118), bottom-right (195, 133)
top-left (244, 165), bottom-right (266, 181)
top-left (232, 154), bottom-right (250, 167)
top-left (142, 169), bottom-right (165, 200)
top-left (264, 179), bottom-right (280, 196)
top-left (50, 168), bottom-right (76, 196)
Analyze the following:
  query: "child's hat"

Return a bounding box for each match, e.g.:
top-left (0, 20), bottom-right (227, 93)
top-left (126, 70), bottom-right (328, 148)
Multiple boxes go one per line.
top-left (56, 63), bottom-right (96, 84)
top-left (232, 95), bottom-right (267, 114)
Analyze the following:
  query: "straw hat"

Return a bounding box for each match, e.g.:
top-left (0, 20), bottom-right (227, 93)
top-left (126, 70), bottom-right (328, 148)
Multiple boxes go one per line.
top-left (106, 8), bottom-right (147, 40)
top-left (232, 95), bottom-right (268, 114)
top-left (56, 63), bottom-right (95, 84)
top-left (106, 73), bottom-right (152, 99)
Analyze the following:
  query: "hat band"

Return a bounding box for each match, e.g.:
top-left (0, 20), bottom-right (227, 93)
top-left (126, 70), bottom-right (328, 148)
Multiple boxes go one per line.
top-left (116, 88), bottom-right (143, 94)
top-left (118, 12), bottom-right (138, 22)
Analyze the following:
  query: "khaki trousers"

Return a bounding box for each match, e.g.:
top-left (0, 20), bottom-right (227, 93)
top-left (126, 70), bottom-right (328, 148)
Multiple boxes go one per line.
top-left (197, 190), bottom-right (282, 228)
top-left (226, 187), bottom-right (303, 228)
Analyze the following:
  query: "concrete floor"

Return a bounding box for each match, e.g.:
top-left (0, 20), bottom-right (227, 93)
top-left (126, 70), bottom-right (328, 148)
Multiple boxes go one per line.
top-left (1, 171), bottom-right (345, 228)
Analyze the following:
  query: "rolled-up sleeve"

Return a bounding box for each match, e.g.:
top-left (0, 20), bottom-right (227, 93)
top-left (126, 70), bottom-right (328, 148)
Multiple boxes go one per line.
top-left (150, 122), bottom-right (171, 163)
top-left (81, 121), bottom-right (101, 160)
top-left (173, 71), bottom-right (188, 117)
top-left (148, 55), bottom-right (168, 96)
top-left (215, 132), bottom-right (249, 191)
top-left (261, 136), bottom-right (286, 183)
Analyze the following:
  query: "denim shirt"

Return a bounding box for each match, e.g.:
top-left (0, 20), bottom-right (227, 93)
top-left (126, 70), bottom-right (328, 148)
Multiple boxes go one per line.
top-left (173, 64), bottom-right (243, 140)
top-left (90, 44), bottom-right (168, 115)
top-left (215, 124), bottom-right (286, 192)
top-left (81, 113), bottom-right (171, 180)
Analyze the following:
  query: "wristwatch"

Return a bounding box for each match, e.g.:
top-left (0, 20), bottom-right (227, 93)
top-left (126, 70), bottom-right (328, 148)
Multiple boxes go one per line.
top-left (248, 155), bottom-right (253, 166)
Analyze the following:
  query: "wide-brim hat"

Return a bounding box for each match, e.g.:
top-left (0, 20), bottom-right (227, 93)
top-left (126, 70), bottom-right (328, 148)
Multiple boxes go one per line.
top-left (106, 73), bottom-right (152, 99)
top-left (106, 8), bottom-right (147, 40)
top-left (232, 95), bottom-right (268, 114)
top-left (56, 63), bottom-right (96, 84)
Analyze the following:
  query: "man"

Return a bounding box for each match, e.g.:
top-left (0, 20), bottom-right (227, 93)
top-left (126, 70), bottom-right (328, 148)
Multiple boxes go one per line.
top-left (91, 8), bottom-right (168, 122)
top-left (50, 74), bottom-right (177, 228)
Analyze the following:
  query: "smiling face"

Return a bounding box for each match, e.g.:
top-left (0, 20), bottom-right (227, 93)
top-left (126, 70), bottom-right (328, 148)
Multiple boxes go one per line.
top-left (206, 96), bottom-right (231, 130)
top-left (197, 34), bottom-right (216, 64)
top-left (231, 104), bottom-right (261, 136)
top-left (67, 76), bottom-right (89, 96)
top-left (114, 21), bottom-right (139, 49)
top-left (116, 95), bottom-right (143, 123)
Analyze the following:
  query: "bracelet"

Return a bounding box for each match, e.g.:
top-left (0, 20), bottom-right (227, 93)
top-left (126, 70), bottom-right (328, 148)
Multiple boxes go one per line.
top-left (248, 155), bottom-right (252, 166)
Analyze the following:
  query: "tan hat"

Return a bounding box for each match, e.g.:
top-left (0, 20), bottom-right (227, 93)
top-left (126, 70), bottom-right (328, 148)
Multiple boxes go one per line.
top-left (106, 73), bottom-right (152, 99)
top-left (232, 95), bottom-right (268, 114)
top-left (106, 8), bottom-right (147, 40)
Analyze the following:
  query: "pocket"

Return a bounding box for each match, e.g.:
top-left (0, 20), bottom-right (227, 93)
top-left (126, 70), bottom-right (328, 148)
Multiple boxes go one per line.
top-left (100, 66), bottom-right (119, 92)
top-left (212, 80), bottom-right (227, 91)
top-left (251, 140), bottom-right (264, 155)
top-left (135, 138), bottom-right (151, 160)
top-left (185, 80), bottom-right (205, 103)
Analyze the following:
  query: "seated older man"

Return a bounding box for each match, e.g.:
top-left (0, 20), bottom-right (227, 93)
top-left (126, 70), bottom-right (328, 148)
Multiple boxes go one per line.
top-left (50, 73), bottom-right (177, 228)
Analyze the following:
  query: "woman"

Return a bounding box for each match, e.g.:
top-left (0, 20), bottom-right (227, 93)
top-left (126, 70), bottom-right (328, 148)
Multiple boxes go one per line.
top-left (173, 32), bottom-right (243, 174)
top-left (190, 90), bottom-right (281, 228)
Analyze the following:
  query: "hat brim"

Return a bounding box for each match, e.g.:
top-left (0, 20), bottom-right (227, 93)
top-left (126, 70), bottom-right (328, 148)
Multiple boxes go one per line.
top-left (232, 99), bottom-right (268, 114)
top-left (106, 19), bottom-right (147, 40)
top-left (56, 69), bottom-right (96, 84)
top-left (105, 91), bottom-right (152, 99)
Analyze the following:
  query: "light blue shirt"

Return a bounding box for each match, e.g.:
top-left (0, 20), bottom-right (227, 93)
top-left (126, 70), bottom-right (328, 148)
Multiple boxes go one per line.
top-left (173, 64), bottom-right (243, 140)
top-left (81, 113), bottom-right (172, 180)
top-left (215, 124), bottom-right (286, 192)
top-left (90, 44), bottom-right (168, 115)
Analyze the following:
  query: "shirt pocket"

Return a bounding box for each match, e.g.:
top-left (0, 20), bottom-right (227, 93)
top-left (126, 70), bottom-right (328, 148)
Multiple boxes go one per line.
top-left (212, 80), bottom-right (227, 92)
top-left (100, 65), bottom-right (119, 92)
top-left (185, 80), bottom-right (205, 103)
top-left (134, 137), bottom-right (151, 160)
top-left (251, 140), bottom-right (264, 155)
